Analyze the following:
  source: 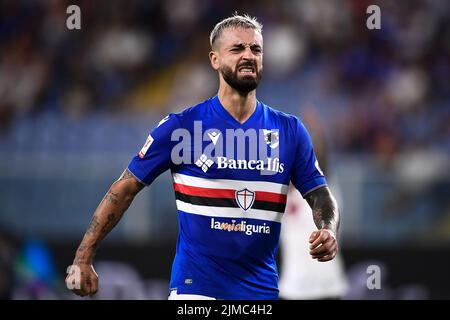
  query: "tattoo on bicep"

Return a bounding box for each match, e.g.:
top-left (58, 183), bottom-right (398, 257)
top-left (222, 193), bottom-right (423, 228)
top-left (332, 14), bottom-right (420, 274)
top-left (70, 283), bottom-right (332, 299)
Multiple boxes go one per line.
top-left (118, 169), bottom-right (135, 181)
top-left (117, 169), bottom-right (145, 190)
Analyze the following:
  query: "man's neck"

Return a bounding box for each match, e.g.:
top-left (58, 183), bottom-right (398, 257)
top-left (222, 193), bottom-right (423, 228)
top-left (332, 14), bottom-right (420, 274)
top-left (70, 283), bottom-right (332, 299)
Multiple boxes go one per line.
top-left (217, 86), bottom-right (257, 124)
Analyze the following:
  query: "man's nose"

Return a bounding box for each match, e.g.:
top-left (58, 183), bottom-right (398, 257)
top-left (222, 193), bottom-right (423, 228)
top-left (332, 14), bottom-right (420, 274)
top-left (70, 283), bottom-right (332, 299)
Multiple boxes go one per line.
top-left (242, 47), bottom-right (256, 60)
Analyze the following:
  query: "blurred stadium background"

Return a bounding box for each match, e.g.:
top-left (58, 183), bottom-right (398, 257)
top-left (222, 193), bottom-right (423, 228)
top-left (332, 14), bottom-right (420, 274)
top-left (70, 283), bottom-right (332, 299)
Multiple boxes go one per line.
top-left (0, 0), bottom-right (449, 299)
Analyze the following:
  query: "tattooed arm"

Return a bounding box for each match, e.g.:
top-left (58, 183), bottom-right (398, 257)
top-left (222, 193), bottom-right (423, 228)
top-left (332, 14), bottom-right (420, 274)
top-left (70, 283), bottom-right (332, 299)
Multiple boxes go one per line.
top-left (304, 186), bottom-right (340, 262)
top-left (66, 169), bottom-right (144, 296)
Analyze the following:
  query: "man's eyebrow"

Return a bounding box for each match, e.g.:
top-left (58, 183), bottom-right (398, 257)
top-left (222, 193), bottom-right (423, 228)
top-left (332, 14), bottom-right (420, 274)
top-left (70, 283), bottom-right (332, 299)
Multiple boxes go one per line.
top-left (229, 43), bottom-right (262, 48)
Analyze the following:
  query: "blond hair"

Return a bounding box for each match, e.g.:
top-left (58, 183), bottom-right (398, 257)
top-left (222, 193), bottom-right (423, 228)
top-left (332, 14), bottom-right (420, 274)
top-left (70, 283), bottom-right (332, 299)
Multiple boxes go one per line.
top-left (210, 13), bottom-right (262, 49)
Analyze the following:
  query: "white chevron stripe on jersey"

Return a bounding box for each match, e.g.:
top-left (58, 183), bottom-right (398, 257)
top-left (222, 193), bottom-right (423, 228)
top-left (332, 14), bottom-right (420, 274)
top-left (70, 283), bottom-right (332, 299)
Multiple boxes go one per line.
top-left (176, 200), bottom-right (283, 223)
top-left (172, 173), bottom-right (289, 195)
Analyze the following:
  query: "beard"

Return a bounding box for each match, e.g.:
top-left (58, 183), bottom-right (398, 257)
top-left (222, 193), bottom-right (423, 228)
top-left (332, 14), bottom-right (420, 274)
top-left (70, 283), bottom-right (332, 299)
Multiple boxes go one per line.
top-left (220, 63), bottom-right (262, 94)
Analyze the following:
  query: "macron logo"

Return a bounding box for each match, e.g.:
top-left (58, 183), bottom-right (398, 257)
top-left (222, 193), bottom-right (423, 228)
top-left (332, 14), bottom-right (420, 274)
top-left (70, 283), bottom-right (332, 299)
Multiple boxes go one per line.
top-left (157, 115), bottom-right (170, 127)
top-left (207, 131), bottom-right (221, 146)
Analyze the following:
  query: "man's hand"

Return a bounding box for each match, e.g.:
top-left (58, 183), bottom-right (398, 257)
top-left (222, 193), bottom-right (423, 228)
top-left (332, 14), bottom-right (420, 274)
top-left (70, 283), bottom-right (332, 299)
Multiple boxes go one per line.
top-left (65, 263), bottom-right (99, 297)
top-left (305, 186), bottom-right (340, 262)
top-left (309, 229), bottom-right (338, 262)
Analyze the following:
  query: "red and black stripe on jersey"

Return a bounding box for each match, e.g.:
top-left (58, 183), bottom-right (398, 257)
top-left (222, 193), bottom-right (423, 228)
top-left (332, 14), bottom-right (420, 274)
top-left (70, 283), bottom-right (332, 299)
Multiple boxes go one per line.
top-left (173, 183), bottom-right (287, 213)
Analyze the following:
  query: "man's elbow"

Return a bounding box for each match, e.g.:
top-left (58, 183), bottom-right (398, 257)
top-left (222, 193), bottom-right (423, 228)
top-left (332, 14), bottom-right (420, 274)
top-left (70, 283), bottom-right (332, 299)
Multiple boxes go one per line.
top-left (111, 178), bottom-right (143, 200)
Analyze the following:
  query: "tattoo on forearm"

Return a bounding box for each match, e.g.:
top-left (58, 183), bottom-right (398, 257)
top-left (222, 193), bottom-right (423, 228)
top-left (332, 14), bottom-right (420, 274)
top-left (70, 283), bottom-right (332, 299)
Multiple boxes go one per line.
top-left (74, 255), bottom-right (87, 264)
top-left (312, 206), bottom-right (336, 232)
top-left (76, 213), bottom-right (117, 265)
top-left (104, 189), bottom-right (119, 205)
top-left (77, 243), bottom-right (97, 254)
top-left (305, 186), bottom-right (339, 233)
top-left (84, 213), bottom-right (120, 238)
top-left (312, 208), bottom-right (324, 229)
top-left (101, 213), bottom-right (121, 234)
top-left (74, 168), bottom-right (143, 266)
top-left (86, 216), bottom-right (100, 235)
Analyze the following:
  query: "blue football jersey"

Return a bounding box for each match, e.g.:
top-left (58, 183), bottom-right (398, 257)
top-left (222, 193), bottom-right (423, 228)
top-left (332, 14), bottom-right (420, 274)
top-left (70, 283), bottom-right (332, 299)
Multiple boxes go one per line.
top-left (128, 96), bottom-right (327, 299)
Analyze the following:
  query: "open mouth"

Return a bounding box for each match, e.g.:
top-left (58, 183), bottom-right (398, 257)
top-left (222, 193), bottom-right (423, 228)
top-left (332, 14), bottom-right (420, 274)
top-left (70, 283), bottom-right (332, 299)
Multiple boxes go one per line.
top-left (238, 66), bottom-right (255, 75)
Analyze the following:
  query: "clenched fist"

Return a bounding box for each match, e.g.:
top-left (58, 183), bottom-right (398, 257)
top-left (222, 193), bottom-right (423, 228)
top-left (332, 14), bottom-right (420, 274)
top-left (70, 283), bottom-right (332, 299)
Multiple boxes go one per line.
top-left (309, 229), bottom-right (338, 262)
top-left (65, 263), bottom-right (99, 297)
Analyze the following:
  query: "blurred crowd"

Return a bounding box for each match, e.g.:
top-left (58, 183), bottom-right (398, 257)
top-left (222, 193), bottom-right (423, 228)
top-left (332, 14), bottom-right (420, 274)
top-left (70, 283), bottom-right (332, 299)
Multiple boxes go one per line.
top-left (0, 0), bottom-right (448, 155)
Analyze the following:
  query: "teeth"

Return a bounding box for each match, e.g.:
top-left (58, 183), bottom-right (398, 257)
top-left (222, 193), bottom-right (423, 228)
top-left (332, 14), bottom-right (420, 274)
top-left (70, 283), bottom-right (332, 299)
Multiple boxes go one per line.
top-left (240, 68), bottom-right (253, 72)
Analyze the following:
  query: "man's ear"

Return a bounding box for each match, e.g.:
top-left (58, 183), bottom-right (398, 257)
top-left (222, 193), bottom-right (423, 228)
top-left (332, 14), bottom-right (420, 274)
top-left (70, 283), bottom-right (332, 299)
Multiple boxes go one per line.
top-left (209, 51), bottom-right (220, 71)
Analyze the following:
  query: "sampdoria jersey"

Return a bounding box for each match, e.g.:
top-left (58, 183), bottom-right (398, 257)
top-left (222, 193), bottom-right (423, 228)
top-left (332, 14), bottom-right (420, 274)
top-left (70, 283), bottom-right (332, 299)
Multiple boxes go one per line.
top-left (128, 96), bottom-right (327, 299)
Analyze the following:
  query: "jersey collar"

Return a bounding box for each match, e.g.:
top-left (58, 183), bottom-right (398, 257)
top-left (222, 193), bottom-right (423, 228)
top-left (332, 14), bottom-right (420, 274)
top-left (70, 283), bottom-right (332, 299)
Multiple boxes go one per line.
top-left (210, 95), bottom-right (263, 127)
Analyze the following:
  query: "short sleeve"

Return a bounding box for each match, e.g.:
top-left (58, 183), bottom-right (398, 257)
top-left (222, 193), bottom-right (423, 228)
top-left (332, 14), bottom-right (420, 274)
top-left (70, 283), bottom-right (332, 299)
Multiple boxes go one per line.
top-left (127, 114), bottom-right (180, 185)
top-left (290, 117), bottom-right (327, 197)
